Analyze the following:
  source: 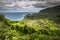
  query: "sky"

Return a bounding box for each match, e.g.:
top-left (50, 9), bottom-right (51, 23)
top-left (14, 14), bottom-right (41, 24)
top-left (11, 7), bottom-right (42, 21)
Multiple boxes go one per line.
top-left (0, 0), bottom-right (60, 12)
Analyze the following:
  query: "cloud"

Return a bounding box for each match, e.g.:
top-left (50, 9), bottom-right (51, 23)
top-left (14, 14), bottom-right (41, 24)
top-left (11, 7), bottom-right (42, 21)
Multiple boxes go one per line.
top-left (16, 1), bottom-right (36, 9)
top-left (32, 0), bottom-right (60, 8)
top-left (0, 0), bottom-right (60, 11)
top-left (18, 0), bottom-right (60, 9)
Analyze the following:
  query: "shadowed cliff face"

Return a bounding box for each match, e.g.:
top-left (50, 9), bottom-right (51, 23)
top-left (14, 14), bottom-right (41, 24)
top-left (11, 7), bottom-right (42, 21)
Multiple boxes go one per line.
top-left (39, 5), bottom-right (60, 13)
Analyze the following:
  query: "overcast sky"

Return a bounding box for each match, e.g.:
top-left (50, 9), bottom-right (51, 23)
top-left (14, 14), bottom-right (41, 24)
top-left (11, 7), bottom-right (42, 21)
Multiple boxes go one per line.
top-left (0, 0), bottom-right (60, 12)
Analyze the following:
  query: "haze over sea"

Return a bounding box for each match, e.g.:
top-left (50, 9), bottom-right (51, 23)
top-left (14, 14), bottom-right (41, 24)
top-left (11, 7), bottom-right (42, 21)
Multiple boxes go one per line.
top-left (0, 12), bottom-right (36, 21)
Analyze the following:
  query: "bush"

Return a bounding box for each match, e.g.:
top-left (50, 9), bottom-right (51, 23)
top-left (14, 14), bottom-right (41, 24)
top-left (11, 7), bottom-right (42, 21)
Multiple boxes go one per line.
top-left (15, 25), bottom-right (36, 34)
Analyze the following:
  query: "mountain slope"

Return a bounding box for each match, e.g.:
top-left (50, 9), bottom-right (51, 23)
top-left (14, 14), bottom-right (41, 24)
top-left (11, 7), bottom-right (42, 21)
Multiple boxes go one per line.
top-left (0, 5), bottom-right (60, 40)
top-left (24, 5), bottom-right (60, 20)
top-left (40, 5), bottom-right (60, 13)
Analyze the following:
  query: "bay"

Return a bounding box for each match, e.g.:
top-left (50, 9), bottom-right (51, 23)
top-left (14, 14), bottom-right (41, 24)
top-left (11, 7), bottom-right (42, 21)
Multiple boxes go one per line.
top-left (0, 12), bottom-right (35, 21)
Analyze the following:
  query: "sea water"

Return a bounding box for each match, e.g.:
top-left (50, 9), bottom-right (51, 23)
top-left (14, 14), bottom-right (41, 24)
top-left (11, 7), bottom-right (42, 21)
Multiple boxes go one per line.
top-left (0, 12), bottom-right (35, 21)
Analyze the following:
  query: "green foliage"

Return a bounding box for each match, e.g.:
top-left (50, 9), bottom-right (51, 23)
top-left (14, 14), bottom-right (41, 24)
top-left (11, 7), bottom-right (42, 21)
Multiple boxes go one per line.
top-left (15, 24), bottom-right (36, 34)
top-left (0, 17), bottom-right (60, 40)
top-left (0, 5), bottom-right (60, 40)
top-left (0, 14), bottom-right (5, 20)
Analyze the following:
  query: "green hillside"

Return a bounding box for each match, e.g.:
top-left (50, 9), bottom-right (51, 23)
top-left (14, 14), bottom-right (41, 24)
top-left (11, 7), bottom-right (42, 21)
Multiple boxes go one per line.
top-left (24, 5), bottom-right (60, 20)
top-left (0, 5), bottom-right (60, 40)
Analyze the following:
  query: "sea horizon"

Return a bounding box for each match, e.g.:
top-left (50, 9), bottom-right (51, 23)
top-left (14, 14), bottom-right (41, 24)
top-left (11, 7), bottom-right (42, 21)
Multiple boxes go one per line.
top-left (0, 12), bottom-right (37, 21)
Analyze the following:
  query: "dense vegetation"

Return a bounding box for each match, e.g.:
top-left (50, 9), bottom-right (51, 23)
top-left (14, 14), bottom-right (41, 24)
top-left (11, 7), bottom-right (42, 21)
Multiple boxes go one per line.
top-left (0, 5), bottom-right (60, 40)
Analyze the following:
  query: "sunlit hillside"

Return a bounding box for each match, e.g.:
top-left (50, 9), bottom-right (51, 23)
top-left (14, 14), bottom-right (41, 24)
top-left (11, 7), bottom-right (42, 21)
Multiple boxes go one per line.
top-left (0, 5), bottom-right (60, 40)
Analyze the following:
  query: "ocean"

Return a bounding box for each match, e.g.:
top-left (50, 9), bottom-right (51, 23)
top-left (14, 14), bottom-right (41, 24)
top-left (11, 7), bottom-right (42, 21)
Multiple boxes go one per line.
top-left (0, 12), bottom-right (36, 21)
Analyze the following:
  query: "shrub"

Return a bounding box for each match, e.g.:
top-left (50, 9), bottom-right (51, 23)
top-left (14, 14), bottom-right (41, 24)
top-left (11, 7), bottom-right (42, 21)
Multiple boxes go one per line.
top-left (15, 25), bottom-right (36, 34)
